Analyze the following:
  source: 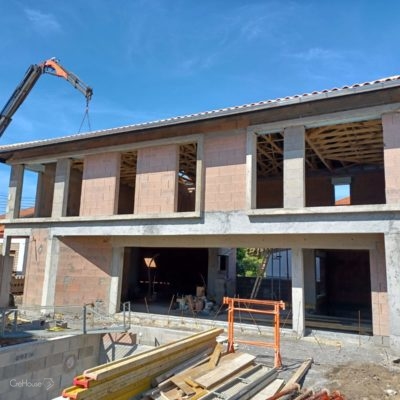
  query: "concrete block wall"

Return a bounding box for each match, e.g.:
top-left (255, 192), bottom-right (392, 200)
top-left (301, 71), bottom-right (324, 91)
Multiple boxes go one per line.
top-left (55, 237), bottom-right (113, 306)
top-left (0, 334), bottom-right (100, 400)
top-left (135, 145), bottom-right (179, 214)
top-left (80, 152), bottom-right (120, 216)
top-left (204, 131), bottom-right (246, 211)
top-left (22, 229), bottom-right (49, 307)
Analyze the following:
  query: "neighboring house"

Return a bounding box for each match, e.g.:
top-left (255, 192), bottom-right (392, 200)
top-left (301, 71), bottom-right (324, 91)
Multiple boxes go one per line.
top-left (0, 207), bottom-right (33, 275)
top-left (0, 75), bottom-right (399, 352)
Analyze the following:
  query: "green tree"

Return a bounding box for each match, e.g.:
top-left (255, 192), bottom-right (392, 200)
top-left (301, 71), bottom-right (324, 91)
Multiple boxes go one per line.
top-left (236, 248), bottom-right (265, 277)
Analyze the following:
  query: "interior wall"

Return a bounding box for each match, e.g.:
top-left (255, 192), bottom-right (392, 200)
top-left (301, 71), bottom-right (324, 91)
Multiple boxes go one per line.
top-left (67, 167), bottom-right (83, 217)
top-left (324, 249), bottom-right (371, 319)
top-left (257, 178), bottom-right (283, 208)
top-left (35, 163), bottom-right (56, 217)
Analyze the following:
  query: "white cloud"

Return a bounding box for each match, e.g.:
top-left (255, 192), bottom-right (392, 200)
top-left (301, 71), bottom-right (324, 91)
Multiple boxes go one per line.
top-left (24, 8), bottom-right (62, 33)
top-left (291, 47), bottom-right (343, 62)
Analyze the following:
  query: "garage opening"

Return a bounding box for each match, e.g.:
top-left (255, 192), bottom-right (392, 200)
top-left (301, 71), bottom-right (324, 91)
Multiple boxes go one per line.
top-left (120, 247), bottom-right (208, 304)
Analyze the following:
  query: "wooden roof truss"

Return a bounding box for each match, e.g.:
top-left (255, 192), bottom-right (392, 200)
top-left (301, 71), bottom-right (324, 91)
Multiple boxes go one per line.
top-left (256, 119), bottom-right (383, 178)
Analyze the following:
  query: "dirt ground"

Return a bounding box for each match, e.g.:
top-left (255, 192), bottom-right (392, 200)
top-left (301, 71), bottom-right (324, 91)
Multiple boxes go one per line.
top-left (324, 362), bottom-right (400, 400)
top-left (237, 330), bottom-right (400, 400)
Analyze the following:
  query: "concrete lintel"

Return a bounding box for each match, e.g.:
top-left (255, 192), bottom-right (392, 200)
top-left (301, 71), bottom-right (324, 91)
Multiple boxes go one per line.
top-left (247, 102), bottom-right (400, 135)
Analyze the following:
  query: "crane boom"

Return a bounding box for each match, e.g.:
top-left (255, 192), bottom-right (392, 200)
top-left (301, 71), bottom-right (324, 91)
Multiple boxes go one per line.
top-left (0, 58), bottom-right (93, 138)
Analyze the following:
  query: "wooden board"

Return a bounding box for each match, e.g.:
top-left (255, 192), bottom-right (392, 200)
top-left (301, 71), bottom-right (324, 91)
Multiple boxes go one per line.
top-left (250, 379), bottom-right (285, 399)
top-left (193, 352), bottom-right (256, 389)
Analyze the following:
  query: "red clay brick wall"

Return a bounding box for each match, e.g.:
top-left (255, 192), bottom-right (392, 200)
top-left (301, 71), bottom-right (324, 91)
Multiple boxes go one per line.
top-left (204, 131), bottom-right (246, 211)
top-left (55, 237), bottom-right (112, 306)
top-left (135, 145), bottom-right (178, 214)
top-left (22, 229), bottom-right (48, 306)
top-left (382, 113), bottom-right (400, 203)
top-left (80, 153), bottom-right (120, 216)
top-left (370, 240), bottom-right (389, 336)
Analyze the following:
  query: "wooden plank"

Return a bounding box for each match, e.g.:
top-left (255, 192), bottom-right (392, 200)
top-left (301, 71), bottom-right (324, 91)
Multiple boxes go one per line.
top-left (193, 352), bottom-right (256, 389)
top-left (207, 342), bottom-right (223, 368)
top-left (84, 328), bottom-right (223, 381)
top-left (283, 358), bottom-right (313, 388)
top-left (63, 338), bottom-right (218, 400)
top-left (250, 379), bottom-right (285, 399)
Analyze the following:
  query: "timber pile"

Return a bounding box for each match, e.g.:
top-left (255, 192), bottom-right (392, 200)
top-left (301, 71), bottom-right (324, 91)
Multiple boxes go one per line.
top-left (62, 328), bottom-right (223, 400)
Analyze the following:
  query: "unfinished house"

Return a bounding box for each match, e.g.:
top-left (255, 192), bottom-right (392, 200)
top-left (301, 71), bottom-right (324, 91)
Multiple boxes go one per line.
top-left (0, 75), bottom-right (399, 352)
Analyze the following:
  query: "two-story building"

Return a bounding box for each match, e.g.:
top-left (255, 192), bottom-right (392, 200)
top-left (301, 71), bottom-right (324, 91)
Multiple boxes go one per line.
top-left (0, 75), bottom-right (399, 352)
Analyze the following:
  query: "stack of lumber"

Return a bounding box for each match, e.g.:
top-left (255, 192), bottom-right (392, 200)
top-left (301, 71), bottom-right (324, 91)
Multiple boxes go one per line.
top-left (62, 328), bottom-right (223, 400)
top-left (143, 344), bottom-right (283, 400)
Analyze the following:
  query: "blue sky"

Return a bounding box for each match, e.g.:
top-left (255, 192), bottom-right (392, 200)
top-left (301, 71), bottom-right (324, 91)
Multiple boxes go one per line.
top-left (1, 0), bottom-right (400, 212)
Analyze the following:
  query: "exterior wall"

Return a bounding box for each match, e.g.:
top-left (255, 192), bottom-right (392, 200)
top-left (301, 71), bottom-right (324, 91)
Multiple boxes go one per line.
top-left (370, 239), bottom-right (389, 337)
top-left (382, 112), bottom-right (400, 203)
top-left (204, 131), bottom-right (246, 211)
top-left (80, 152), bottom-right (120, 216)
top-left (22, 229), bottom-right (49, 307)
top-left (55, 237), bottom-right (113, 307)
top-left (135, 145), bottom-right (179, 214)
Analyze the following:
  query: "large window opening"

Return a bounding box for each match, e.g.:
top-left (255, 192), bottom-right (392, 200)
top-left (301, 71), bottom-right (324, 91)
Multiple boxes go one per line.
top-left (178, 143), bottom-right (197, 212)
top-left (67, 159), bottom-right (83, 216)
top-left (118, 151), bottom-right (137, 215)
top-left (256, 133), bottom-right (284, 208)
top-left (305, 120), bottom-right (385, 207)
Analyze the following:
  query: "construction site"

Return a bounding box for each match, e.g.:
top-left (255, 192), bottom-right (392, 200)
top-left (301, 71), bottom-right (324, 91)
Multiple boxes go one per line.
top-left (0, 61), bottom-right (399, 399)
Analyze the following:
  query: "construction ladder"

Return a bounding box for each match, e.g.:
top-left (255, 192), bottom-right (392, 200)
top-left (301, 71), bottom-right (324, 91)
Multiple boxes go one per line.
top-left (249, 249), bottom-right (273, 299)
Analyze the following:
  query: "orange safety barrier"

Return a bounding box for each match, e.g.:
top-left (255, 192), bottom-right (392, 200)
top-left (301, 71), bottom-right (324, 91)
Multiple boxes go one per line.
top-left (223, 297), bottom-right (285, 369)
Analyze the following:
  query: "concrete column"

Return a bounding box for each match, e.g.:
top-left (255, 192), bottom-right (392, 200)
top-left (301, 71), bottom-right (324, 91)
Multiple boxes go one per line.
top-left (382, 112), bottom-right (400, 203)
top-left (52, 158), bottom-right (71, 217)
top-left (283, 126), bottom-right (305, 208)
top-left (370, 238), bottom-right (389, 338)
top-left (384, 233), bottom-right (400, 352)
top-left (6, 164), bottom-right (24, 219)
top-left (40, 235), bottom-right (59, 311)
top-left (207, 248), bottom-right (219, 302)
top-left (303, 249), bottom-right (316, 312)
top-left (246, 131), bottom-right (257, 210)
top-left (0, 236), bottom-right (13, 307)
top-left (291, 248), bottom-right (305, 336)
top-left (109, 247), bottom-right (124, 314)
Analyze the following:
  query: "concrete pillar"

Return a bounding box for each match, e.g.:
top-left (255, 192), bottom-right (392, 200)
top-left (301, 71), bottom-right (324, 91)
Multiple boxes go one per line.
top-left (384, 233), bottom-right (400, 352)
top-left (291, 248), bottom-right (305, 336)
top-left (41, 235), bottom-right (59, 311)
top-left (382, 112), bottom-right (400, 203)
top-left (52, 158), bottom-right (71, 217)
top-left (6, 164), bottom-right (24, 219)
top-left (370, 238), bottom-right (389, 338)
top-left (303, 249), bottom-right (316, 312)
top-left (35, 163), bottom-right (56, 217)
top-left (109, 247), bottom-right (124, 314)
top-left (283, 126), bottom-right (305, 208)
top-left (0, 237), bottom-right (13, 307)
